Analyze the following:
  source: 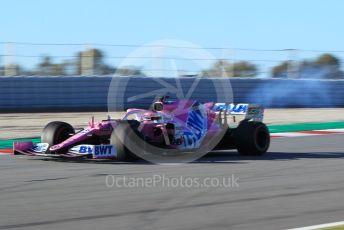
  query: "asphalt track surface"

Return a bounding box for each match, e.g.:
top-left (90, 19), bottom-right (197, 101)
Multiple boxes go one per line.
top-left (0, 135), bottom-right (344, 230)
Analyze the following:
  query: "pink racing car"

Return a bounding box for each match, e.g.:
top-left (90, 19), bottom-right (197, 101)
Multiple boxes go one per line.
top-left (14, 97), bottom-right (270, 162)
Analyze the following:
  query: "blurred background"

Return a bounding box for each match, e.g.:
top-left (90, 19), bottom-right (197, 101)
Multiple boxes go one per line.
top-left (1, 41), bottom-right (344, 79)
top-left (1, 0), bottom-right (344, 111)
top-left (1, 0), bottom-right (344, 79)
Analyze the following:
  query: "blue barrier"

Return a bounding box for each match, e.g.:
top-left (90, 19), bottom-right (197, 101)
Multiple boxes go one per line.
top-left (0, 76), bottom-right (343, 112)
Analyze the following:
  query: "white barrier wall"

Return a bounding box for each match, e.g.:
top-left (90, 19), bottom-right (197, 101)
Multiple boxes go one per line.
top-left (0, 76), bottom-right (343, 112)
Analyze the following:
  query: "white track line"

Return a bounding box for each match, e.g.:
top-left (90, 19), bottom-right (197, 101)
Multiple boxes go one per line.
top-left (288, 221), bottom-right (344, 230)
top-left (271, 128), bottom-right (344, 138)
top-left (271, 132), bottom-right (319, 137)
top-left (318, 128), bottom-right (344, 132)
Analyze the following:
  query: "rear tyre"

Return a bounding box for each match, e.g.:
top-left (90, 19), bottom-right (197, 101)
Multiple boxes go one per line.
top-left (41, 121), bottom-right (75, 153)
top-left (110, 121), bottom-right (142, 162)
top-left (234, 121), bottom-right (270, 156)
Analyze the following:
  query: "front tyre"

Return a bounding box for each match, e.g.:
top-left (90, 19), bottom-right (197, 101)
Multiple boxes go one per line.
top-left (234, 121), bottom-right (270, 156)
top-left (110, 121), bottom-right (142, 162)
top-left (41, 121), bottom-right (75, 153)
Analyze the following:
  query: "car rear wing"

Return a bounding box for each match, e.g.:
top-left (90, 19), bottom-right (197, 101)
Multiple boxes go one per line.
top-left (213, 103), bottom-right (264, 127)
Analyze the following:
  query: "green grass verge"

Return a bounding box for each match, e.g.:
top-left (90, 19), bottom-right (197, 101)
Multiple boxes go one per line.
top-left (0, 138), bottom-right (40, 149)
top-left (268, 121), bottom-right (344, 133)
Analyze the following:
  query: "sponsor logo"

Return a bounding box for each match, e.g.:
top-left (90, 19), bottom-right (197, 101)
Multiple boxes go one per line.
top-left (70, 145), bottom-right (94, 155)
top-left (70, 145), bottom-right (116, 158)
top-left (79, 145), bottom-right (93, 154)
top-left (93, 145), bottom-right (116, 158)
top-left (186, 109), bottom-right (207, 140)
top-left (32, 143), bottom-right (49, 153)
top-left (183, 104), bottom-right (208, 149)
top-left (182, 131), bottom-right (197, 148)
top-left (213, 103), bottom-right (248, 114)
top-left (232, 104), bottom-right (248, 113)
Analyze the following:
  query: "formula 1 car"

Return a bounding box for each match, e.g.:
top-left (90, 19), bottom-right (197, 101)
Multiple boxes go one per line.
top-left (14, 97), bottom-right (270, 161)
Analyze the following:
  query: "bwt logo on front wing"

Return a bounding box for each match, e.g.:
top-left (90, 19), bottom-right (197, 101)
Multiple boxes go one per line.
top-left (76, 145), bottom-right (116, 158)
top-left (94, 145), bottom-right (115, 156)
top-left (94, 145), bottom-right (113, 155)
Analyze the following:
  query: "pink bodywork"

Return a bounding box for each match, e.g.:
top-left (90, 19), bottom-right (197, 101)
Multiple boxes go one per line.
top-left (13, 142), bottom-right (33, 151)
top-left (48, 99), bottom-right (223, 152)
